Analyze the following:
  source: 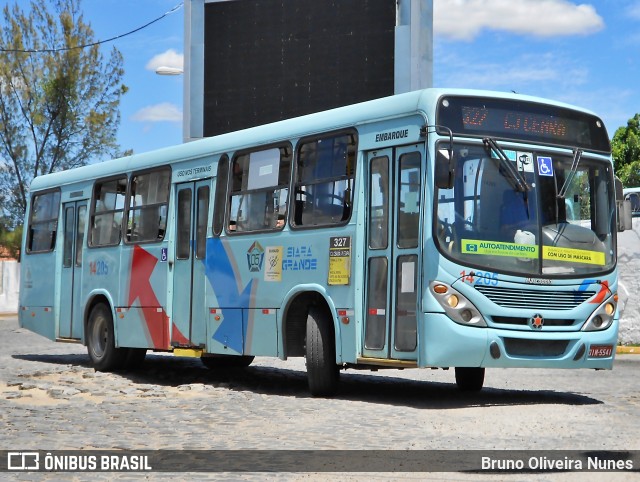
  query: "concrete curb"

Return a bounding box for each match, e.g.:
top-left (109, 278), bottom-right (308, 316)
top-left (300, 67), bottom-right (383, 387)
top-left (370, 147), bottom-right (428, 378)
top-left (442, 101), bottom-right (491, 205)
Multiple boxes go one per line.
top-left (617, 345), bottom-right (640, 355)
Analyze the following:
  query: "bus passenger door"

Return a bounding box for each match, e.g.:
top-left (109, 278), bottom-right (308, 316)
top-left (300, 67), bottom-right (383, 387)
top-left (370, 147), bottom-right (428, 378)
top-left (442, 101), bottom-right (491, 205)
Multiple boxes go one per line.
top-left (59, 200), bottom-right (87, 339)
top-left (172, 180), bottom-right (211, 347)
top-left (363, 145), bottom-right (423, 361)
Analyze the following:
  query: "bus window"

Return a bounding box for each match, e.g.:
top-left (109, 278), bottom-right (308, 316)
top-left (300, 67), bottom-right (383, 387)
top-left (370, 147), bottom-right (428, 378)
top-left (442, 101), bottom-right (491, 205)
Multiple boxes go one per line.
top-left (228, 146), bottom-right (291, 232)
top-left (27, 190), bottom-right (61, 253)
top-left (293, 132), bottom-right (356, 227)
top-left (212, 156), bottom-right (229, 236)
top-left (176, 189), bottom-right (192, 259)
top-left (195, 186), bottom-right (209, 259)
top-left (397, 152), bottom-right (421, 248)
top-left (63, 206), bottom-right (74, 267)
top-left (369, 156), bottom-right (389, 249)
top-left (90, 177), bottom-right (126, 247)
top-left (125, 167), bottom-right (171, 243)
top-left (624, 191), bottom-right (640, 216)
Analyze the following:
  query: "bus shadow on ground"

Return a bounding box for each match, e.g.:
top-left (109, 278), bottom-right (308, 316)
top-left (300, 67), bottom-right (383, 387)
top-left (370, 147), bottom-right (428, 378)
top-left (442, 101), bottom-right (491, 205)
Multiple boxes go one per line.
top-left (12, 352), bottom-right (602, 409)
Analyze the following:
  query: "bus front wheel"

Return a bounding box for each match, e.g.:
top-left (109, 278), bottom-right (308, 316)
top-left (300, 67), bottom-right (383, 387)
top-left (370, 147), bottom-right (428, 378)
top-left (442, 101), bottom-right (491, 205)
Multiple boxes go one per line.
top-left (87, 303), bottom-right (127, 371)
top-left (305, 306), bottom-right (339, 396)
top-left (455, 367), bottom-right (485, 391)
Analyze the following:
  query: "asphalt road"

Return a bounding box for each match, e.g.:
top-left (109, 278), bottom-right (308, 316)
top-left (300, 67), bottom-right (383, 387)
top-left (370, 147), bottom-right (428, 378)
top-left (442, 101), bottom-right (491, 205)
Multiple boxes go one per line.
top-left (0, 315), bottom-right (638, 480)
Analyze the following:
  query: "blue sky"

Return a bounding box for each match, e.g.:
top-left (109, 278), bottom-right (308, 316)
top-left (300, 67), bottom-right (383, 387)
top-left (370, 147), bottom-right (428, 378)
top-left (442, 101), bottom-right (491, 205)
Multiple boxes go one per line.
top-left (80, 0), bottom-right (640, 155)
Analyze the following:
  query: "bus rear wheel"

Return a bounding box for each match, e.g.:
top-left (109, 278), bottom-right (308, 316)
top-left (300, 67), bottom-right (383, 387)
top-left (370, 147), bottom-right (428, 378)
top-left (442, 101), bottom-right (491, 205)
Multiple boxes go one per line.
top-left (86, 303), bottom-right (127, 371)
top-left (455, 367), bottom-right (485, 391)
top-left (305, 306), bottom-right (339, 396)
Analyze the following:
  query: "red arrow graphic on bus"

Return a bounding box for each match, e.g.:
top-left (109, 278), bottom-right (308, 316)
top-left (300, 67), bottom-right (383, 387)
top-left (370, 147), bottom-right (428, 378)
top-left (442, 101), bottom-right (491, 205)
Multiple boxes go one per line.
top-left (128, 245), bottom-right (171, 349)
top-left (590, 281), bottom-right (610, 304)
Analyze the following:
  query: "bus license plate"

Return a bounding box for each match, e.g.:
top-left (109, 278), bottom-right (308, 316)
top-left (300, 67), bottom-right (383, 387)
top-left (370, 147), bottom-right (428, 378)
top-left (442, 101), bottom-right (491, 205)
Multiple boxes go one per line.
top-left (588, 345), bottom-right (613, 358)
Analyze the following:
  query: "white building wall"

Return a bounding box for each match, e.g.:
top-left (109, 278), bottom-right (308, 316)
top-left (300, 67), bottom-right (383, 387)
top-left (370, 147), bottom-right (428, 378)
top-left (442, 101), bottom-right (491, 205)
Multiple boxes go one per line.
top-left (0, 260), bottom-right (19, 314)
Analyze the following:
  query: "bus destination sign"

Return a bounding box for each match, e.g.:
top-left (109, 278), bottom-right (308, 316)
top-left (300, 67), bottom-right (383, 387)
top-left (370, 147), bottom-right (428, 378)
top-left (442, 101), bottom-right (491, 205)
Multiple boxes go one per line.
top-left (436, 96), bottom-right (611, 152)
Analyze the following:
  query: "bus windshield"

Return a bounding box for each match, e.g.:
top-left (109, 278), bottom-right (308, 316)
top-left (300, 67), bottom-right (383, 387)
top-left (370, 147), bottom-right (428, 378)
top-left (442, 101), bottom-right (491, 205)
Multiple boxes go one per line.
top-left (435, 142), bottom-right (616, 277)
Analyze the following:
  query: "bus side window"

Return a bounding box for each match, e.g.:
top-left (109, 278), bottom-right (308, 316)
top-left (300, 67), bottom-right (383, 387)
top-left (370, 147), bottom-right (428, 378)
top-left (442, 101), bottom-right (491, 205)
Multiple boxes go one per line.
top-left (90, 177), bottom-right (126, 247)
top-left (228, 146), bottom-right (291, 233)
top-left (213, 156), bottom-right (229, 236)
top-left (125, 167), bottom-right (171, 243)
top-left (293, 132), bottom-right (356, 228)
top-left (27, 190), bottom-right (61, 253)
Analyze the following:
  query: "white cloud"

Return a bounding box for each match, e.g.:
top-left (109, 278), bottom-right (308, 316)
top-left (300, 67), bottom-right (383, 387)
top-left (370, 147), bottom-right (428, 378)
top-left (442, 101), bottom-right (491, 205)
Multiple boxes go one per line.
top-left (132, 103), bottom-right (182, 122)
top-left (628, 1), bottom-right (640, 20)
top-left (435, 49), bottom-right (588, 95)
top-left (145, 49), bottom-right (184, 71)
top-left (435, 0), bottom-right (604, 41)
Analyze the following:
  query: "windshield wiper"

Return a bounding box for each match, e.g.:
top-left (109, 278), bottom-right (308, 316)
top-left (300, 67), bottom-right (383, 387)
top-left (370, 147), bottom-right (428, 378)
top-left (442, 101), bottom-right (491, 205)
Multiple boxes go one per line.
top-left (482, 137), bottom-right (530, 192)
top-left (557, 148), bottom-right (583, 199)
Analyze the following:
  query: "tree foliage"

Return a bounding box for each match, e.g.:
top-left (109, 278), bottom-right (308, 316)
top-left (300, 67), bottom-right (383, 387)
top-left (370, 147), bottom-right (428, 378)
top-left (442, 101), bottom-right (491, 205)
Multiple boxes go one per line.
top-left (0, 224), bottom-right (22, 260)
top-left (0, 0), bottom-right (127, 228)
top-left (611, 113), bottom-right (640, 188)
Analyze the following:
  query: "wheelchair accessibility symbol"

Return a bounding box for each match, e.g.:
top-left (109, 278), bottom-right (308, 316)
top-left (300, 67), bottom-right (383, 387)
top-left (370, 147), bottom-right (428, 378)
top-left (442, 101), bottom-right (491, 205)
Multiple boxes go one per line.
top-left (537, 156), bottom-right (554, 177)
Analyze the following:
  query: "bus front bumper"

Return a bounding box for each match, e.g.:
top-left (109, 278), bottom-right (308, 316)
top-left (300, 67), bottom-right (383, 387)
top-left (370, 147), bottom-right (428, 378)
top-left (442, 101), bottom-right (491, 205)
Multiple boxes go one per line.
top-left (421, 313), bottom-right (618, 370)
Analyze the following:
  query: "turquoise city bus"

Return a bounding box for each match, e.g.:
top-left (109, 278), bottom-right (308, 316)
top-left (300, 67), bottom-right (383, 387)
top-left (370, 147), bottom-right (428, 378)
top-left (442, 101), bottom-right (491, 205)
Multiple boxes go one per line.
top-left (19, 88), bottom-right (623, 395)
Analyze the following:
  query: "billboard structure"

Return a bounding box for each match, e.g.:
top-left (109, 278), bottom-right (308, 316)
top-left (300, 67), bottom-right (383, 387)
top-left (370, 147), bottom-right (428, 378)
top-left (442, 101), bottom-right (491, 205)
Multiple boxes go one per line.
top-left (184, 0), bottom-right (432, 141)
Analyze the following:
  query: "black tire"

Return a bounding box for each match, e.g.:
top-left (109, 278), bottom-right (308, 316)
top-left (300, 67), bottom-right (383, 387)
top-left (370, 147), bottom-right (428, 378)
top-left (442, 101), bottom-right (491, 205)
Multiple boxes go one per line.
top-left (201, 354), bottom-right (254, 369)
top-left (86, 303), bottom-right (127, 371)
top-left (124, 348), bottom-right (147, 370)
top-left (305, 305), bottom-right (339, 396)
top-left (455, 367), bottom-right (485, 391)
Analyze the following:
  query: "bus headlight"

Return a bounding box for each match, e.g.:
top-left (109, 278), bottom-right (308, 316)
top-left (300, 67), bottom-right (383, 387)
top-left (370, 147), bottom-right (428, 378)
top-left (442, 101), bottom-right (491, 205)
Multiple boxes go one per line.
top-left (582, 294), bottom-right (617, 332)
top-left (430, 282), bottom-right (487, 327)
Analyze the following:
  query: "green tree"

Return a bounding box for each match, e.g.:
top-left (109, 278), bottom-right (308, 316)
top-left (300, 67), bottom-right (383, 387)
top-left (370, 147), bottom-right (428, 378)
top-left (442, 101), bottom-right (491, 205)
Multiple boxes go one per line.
top-left (0, 224), bottom-right (22, 260)
top-left (611, 113), bottom-right (640, 187)
top-left (0, 0), bottom-right (127, 228)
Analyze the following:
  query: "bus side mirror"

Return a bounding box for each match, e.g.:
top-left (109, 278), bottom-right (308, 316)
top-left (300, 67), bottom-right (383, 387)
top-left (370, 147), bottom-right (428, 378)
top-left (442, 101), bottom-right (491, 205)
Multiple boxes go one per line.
top-left (614, 177), bottom-right (632, 231)
top-left (435, 148), bottom-right (455, 189)
top-left (618, 199), bottom-right (632, 232)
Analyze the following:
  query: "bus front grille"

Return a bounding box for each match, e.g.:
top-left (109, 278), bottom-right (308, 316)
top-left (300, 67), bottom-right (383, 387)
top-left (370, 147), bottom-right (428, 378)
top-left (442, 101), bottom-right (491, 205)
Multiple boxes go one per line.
top-left (503, 338), bottom-right (569, 357)
top-left (476, 286), bottom-right (595, 310)
top-left (491, 316), bottom-right (575, 327)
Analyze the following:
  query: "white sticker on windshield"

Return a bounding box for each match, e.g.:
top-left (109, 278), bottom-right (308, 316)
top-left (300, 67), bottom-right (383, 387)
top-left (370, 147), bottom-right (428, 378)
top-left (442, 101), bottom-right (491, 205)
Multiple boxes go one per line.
top-left (401, 261), bottom-right (415, 293)
top-left (516, 152), bottom-right (534, 172)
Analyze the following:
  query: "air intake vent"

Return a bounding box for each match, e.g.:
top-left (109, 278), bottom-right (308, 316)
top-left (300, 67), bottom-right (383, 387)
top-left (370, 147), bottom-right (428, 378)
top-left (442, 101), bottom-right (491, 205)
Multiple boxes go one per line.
top-left (476, 286), bottom-right (594, 310)
top-left (503, 338), bottom-right (569, 357)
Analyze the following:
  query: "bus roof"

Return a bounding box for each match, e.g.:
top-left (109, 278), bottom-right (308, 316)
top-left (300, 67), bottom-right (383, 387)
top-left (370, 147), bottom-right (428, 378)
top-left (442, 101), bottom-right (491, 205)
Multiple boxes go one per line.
top-left (29, 87), bottom-right (602, 193)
